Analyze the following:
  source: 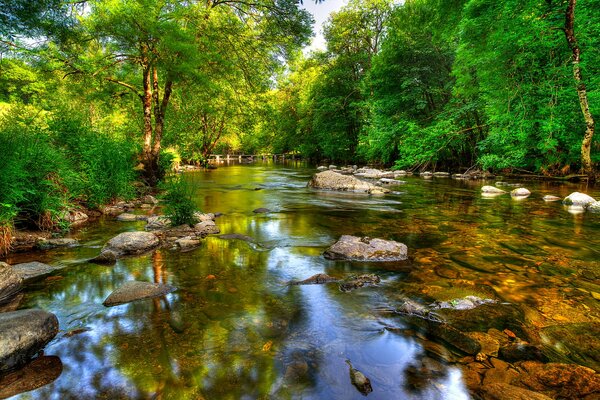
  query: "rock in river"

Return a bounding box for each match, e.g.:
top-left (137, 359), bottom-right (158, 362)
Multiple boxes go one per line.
top-left (588, 201), bottom-right (600, 213)
top-left (308, 170), bottom-right (389, 194)
top-left (511, 188), bottom-right (531, 198)
top-left (0, 355), bottom-right (63, 399)
top-left (100, 231), bottom-right (160, 257)
top-left (11, 262), bottom-right (59, 281)
top-left (103, 281), bottom-right (176, 307)
top-left (0, 309), bottom-right (59, 372)
top-left (36, 238), bottom-right (79, 250)
top-left (289, 273), bottom-right (338, 285)
top-left (0, 262), bottom-right (22, 303)
top-left (324, 235), bottom-right (408, 261)
top-left (543, 195), bottom-right (561, 202)
top-left (563, 192), bottom-right (596, 207)
top-left (481, 186), bottom-right (506, 194)
top-left (194, 220), bottom-right (220, 236)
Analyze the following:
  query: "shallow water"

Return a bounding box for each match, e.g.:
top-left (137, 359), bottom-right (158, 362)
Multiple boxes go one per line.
top-left (4, 162), bottom-right (600, 399)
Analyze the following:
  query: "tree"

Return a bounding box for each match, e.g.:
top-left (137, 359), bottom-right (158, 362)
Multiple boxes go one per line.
top-left (57, 0), bottom-right (311, 186)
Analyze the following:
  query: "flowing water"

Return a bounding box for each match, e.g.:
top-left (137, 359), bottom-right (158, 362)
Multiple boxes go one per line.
top-left (3, 162), bottom-right (600, 399)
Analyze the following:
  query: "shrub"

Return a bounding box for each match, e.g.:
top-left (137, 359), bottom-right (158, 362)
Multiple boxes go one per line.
top-left (160, 177), bottom-right (198, 226)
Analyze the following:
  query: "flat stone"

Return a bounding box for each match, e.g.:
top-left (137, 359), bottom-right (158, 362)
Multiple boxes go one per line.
top-left (0, 356), bottom-right (62, 399)
top-left (514, 361), bottom-right (600, 399)
top-left (0, 309), bottom-right (59, 372)
top-left (101, 231), bottom-right (160, 257)
top-left (308, 170), bottom-right (390, 194)
top-left (511, 188), bottom-right (531, 197)
top-left (253, 208), bottom-right (271, 214)
top-left (145, 216), bottom-right (171, 231)
top-left (479, 383), bottom-right (553, 400)
top-left (194, 212), bottom-right (216, 221)
top-left (481, 186), bottom-right (506, 194)
top-left (289, 273), bottom-right (338, 285)
top-left (0, 262), bottom-right (22, 304)
top-left (103, 281), bottom-right (176, 307)
top-left (175, 238), bottom-right (201, 251)
top-left (11, 262), bottom-right (58, 281)
top-left (194, 220), bottom-right (220, 236)
top-left (324, 235), bottom-right (408, 261)
top-left (543, 195), bottom-right (561, 202)
top-left (36, 238), bottom-right (79, 250)
top-left (539, 323), bottom-right (600, 371)
top-left (379, 178), bottom-right (406, 185)
top-left (116, 213), bottom-right (140, 222)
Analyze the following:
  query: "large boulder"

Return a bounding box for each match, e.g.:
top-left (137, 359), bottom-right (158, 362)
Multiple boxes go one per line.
top-left (563, 192), bottom-right (596, 207)
top-left (324, 235), bottom-right (408, 261)
top-left (308, 171), bottom-right (389, 194)
top-left (103, 281), bottom-right (176, 307)
top-left (100, 231), bottom-right (160, 257)
top-left (0, 309), bottom-right (59, 372)
top-left (11, 262), bottom-right (59, 281)
top-left (0, 262), bottom-right (22, 304)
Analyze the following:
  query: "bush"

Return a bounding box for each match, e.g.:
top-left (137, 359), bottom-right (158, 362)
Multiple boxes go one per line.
top-left (160, 177), bottom-right (198, 226)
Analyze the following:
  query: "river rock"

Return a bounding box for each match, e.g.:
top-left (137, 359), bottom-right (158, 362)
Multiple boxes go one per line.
top-left (253, 208), bottom-right (271, 214)
top-left (394, 170), bottom-right (408, 176)
top-left (588, 201), bottom-right (600, 213)
top-left (499, 343), bottom-right (548, 363)
top-left (89, 249), bottom-right (117, 265)
top-left (175, 237), bottom-right (201, 251)
top-left (511, 188), bottom-right (531, 197)
top-left (11, 262), bottom-right (58, 281)
top-left (328, 165), bottom-right (338, 170)
top-left (218, 233), bottom-right (255, 242)
top-left (0, 262), bottom-right (22, 304)
top-left (539, 322), bottom-right (600, 371)
top-left (145, 216), bottom-right (171, 231)
top-left (100, 231), bottom-right (160, 257)
top-left (433, 172), bottom-right (450, 177)
top-left (36, 238), bottom-right (79, 250)
top-left (194, 212), bottom-right (216, 221)
top-left (0, 355), bottom-right (63, 399)
top-left (481, 186), bottom-right (506, 194)
top-left (355, 168), bottom-right (385, 179)
top-left (308, 171), bottom-right (390, 194)
top-left (443, 303), bottom-right (526, 338)
top-left (380, 178), bottom-right (406, 185)
top-left (543, 195), bottom-right (561, 202)
top-left (513, 361), bottom-right (600, 399)
top-left (194, 220), bottom-right (220, 235)
top-left (290, 273), bottom-right (338, 285)
top-left (116, 213), bottom-right (142, 222)
top-left (141, 195), bottom-right (159, 205)
top-left (563, 192), bottom-right (596, 207)
top-left (339, 274), bottom-right (381, 292)
top-left (324, 235), bottom-right (407, 261)
top-left (102, 281), bottom-right (176, 307)
top-left (0, 309), bottom-right (59, 372)
top-left (59, 210), bottom-right (88, 226)
top-left (479, 383), bottom-right (553, 400)
top-left (317, 166), bottom-right (328, 171)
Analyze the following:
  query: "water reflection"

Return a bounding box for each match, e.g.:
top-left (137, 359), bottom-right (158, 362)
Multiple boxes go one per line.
top-left (4, 162), bottom-right (599, 398)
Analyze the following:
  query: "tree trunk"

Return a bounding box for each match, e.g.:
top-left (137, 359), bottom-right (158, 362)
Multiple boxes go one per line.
top-left (564, 0), bottom-right (595, 178)
top-left (141, 61), bottom-right (159, 186)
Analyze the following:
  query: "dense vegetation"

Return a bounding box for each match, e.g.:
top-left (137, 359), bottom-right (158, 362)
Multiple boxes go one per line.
top-left (263, 0), bottom-right (599, 176)
top-left (0, 0), bottom-right (598, 253)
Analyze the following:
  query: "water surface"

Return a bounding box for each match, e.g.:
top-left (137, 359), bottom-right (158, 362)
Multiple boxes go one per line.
top-left (5, 162), bottom-right (600, 399)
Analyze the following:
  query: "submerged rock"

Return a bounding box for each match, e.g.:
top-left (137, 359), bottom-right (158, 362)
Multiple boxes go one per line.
top-left (339, 274), bottom-right (381, 292)
top-left (481, 186), bottom-right (506, 194)
top-left (0, 309), bottom-right (59, 372)
top-left (194, 220), bottom-right (220, 236)
top-left (479, 383), bottom-right (553, 400)
top-left (540, 322), bottom-right (600, 371)
top-left (346, 359), bottom-right (373, 396)
top-left (289, 273), bottom-right (338, 285)
top-left (511, 188), bottom-right (531, 198)
top-left (379, 178), bottom-right (406, 185)
top-left (0, 262), bottom-right (22, 304)
top-left (308, 170), bottom-right (389, 194)
top-left (543, 195), bottom-right (561, 202)
top-left (324, 235), bottom-right (408, 261)
top-left (103, 281), bottom-right (176, 307)
top-left (563, 192), bottom-right (596, 207)
top-left (11, 262), bottom-right (58, 281)
top-left (431, 296), bottom-right (496, 311)
top-left (513, 361), bottom-right (600, 399)
top-left (499, 343), bottom-right (548, 363)
top-left (36, 238), bottom-right (79, 250)
top-left (0, 355), bottom-right (63, 399)
top-left (218, 233), bottom-right (255, 242)
top-left (175, 237), bottom-right (201, 251)
top-left (100, 231), bottom-right (160, 257)
top-left (253, 208), bottom-right (271, 214)
top-left (89, 250), bottom-right (117, 265)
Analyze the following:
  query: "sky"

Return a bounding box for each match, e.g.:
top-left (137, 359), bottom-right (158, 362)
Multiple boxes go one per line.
top-left (300, 0), bottom-right (349, 52)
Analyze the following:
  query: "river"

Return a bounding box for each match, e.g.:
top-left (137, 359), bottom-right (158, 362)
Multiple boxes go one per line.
top-left (4, 162), bottom-right (600, 399)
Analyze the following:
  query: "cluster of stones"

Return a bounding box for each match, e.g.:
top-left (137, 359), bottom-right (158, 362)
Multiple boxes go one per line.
top-left (481, 186), bottom-right (600, 213)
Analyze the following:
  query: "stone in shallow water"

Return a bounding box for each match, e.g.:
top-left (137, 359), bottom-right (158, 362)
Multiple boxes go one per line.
top-left (0, 309), bottom-right (59, 372)
top-left (103, 281), bottom-right (176, 307)
top-left (481, 186), bottom-right (506, 194)
top-left (289, 273), bottom-right (338, 285)
top-left (194, 220), bottom-right (220, 235)
top-left (539, 322), bottom-right (600, 371)
top-left (308, 170), bottom-right (389, 194)
top-left (36, 238), bottom-right (79, 250)
top-left (324, 235), bottom-right (408, 261)
top-left (0, 356), bottom-right (63, 399)
top-left (0, 262), bottom-right (22, 303)
top-left (511, 188), bottom-right (531, 198)
top-left (253, 207), bottom-right (271, 214)
top-left (543, 195), bottom-right (561, 202)
top-left (513, 361), bottom-right (600, 399)
top-left (563, 192), bottom-right (596, 207)
top-left (101, 231), bottom-right (160, 257)
top-left (479, 382), bottom-right (553, 400)
top-left (11, 262), bottom-right (58, 281)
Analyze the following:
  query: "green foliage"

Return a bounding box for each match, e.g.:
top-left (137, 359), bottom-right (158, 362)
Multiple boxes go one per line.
top-left (160, 177), bottom-right (198, 227)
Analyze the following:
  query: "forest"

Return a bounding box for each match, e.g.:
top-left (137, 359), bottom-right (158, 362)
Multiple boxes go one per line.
top-left (1, 0), bottom-right (599, 242)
